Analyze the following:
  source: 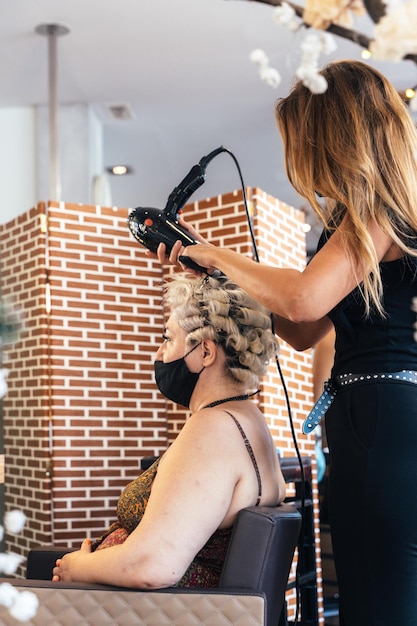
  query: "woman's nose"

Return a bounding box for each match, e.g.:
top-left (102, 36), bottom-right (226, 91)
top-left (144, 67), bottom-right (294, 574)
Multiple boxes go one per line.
top-left (155, 343), bottom-right (164, 361)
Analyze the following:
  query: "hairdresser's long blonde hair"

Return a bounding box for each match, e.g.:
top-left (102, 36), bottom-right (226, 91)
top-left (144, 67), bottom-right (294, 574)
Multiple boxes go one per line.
top-left (275, 60), bottom-right (417, 316)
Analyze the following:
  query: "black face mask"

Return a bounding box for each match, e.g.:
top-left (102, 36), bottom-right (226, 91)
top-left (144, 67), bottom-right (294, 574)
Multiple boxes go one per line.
top-left (154, 342), bottom-right (203, 408)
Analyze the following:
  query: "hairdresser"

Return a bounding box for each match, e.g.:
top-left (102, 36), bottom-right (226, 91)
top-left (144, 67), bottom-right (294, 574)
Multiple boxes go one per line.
top-left (158, 61), bottom-right (417, 625)
top-left (52, 273), bottom-right (285, 588)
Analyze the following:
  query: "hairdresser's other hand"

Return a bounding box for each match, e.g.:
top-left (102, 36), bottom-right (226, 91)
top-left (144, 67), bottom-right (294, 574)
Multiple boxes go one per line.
top-left (167, 217), bottom-right (215, 272)
top-left (52, 538), bottom-right (92, 583)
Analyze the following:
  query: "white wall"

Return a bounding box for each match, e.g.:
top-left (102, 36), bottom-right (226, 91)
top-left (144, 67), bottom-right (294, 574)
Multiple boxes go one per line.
top-left (0, 104), bottom-right (106, 227)
top-left (0, 107), bottom-right (37, 225)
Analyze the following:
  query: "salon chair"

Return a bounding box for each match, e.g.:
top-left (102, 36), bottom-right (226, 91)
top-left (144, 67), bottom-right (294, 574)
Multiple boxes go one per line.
top-left (0, 503), bottom-right (300, 626)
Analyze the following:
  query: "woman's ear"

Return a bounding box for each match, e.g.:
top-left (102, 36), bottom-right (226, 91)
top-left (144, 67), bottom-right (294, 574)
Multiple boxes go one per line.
top-left (201, 339), bottom-right (217, 366)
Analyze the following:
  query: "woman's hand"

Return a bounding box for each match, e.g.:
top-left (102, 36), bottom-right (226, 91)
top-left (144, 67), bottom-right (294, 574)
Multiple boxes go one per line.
top-left (52, 538), bottom-right (92, 583)
top-left (145, 217), bottom-right (214, 274)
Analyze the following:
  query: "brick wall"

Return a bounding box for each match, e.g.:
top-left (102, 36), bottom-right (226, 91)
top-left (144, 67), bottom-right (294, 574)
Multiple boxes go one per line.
top-left (0, 189), bottom-right (323, 622)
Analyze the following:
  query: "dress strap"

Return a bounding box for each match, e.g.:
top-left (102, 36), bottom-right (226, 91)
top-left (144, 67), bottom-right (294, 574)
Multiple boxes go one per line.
top-left (223, 410), bottom-right (262, 506)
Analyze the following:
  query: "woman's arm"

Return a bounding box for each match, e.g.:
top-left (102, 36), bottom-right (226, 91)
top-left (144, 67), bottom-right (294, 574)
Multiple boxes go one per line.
top-left (52, 410), bottom-right (269, 588)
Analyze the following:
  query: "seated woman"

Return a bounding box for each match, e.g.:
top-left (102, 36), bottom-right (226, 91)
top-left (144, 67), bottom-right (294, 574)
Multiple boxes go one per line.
top-left (52, 273), bottom-right (286, 589)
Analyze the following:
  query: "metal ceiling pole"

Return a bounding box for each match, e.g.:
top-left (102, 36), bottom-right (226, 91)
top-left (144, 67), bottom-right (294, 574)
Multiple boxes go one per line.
top-left (35, 23), bottom-right (69, 544)
top-left (35, 23), bottom-right (70, 201)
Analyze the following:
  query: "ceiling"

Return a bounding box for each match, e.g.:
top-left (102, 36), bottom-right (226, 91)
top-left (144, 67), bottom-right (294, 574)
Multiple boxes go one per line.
top-left (1, 0), bottom-right (417, 253)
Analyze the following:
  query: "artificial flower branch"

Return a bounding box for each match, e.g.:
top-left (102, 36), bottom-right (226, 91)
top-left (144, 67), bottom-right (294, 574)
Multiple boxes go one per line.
top-left (241, 0), bottom-right (417, 64)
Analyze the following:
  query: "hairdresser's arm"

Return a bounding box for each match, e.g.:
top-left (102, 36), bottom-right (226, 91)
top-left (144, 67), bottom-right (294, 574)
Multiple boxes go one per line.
top-left (271, 315), bottom-right (334, 352)
top-left (174, 217), bottom-right (393, 349)
top-left (51, 410), bottom-right (254, 588)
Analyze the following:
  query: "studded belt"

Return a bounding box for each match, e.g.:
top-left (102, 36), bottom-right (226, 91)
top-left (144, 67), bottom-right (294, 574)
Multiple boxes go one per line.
top-left (302, 369), bottom-right (417, 435)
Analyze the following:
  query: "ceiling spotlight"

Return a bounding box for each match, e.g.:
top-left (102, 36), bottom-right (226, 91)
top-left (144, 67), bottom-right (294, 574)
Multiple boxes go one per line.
top-left (361, 49), bottom-right (372, 59)
top-left (405, 88), bottom-right (416, 100)
top-left (107, 165), bottom-right (134, 176)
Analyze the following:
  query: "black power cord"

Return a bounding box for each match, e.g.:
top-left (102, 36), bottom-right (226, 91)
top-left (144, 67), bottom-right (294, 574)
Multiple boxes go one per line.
top-left (211, 147), bottom-right (308, 624)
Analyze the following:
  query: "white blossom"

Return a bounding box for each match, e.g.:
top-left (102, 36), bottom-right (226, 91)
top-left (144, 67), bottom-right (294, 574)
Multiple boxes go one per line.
top-left (260, 66), bottom-right (282, 88)
top-left (8, 590), bottom-right (39, 622)
top-left (319, 31), bottom-right (338, 54)
top-left (252, 4), bottom-right (339, 93)
top-left (0, 583), bottom-right (19, 608)
top-left (370, 0), bottom-right (417, 61)
top-left (384, 0), bottom-right (407, 13)
top-left (0, 369), bottom-right (9, 400)
top-left (249, 48), bottom-right (269, 68)
top-left (0, 552), bottom-right (25, 576)
top-left (307, 73), bottom-right (329, 93)
top-left (273, 3), bottom-right (301, 31)
top-left (4, 510), bottom-right (27, 535)
top-left (295, 31), bottom-right (336, 93)
top-left (0, 584), bottom-right (39, 622)
top-left (250, 49), bottom-right (282, 88)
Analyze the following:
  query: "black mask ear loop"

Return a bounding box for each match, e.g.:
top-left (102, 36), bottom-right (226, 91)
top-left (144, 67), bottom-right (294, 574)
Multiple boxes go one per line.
top-left (184, 342), bottom-right (205, 375)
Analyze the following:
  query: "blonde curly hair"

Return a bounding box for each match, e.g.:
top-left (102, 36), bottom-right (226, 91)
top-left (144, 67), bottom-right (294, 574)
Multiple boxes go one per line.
top-left (163, 273), bottom-right (279, 388)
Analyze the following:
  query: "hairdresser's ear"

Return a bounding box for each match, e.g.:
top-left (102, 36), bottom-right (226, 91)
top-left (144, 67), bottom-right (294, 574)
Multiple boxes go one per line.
top-left (201, 339), bottom-right (217, 366)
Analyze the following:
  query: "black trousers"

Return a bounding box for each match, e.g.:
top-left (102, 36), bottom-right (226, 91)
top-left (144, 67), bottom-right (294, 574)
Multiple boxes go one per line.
top-left (326, 380), bottom-right (417, 626)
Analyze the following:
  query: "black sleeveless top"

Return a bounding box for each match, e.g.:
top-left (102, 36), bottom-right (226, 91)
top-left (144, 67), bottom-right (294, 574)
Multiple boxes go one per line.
top-left (317, 230), bottom-right (417, 376)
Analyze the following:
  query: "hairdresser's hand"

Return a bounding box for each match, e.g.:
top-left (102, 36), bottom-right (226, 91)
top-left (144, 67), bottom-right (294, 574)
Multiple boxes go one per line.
top-left (146, 217), bottom-right (209, 268)
top-left (52, 538), bottom-right (92, 583)
top-left (178, 242), bottom-right (219, 275)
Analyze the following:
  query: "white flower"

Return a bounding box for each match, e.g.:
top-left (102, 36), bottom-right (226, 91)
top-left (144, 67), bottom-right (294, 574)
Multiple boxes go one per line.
top-left (260, 66), bottom-right (282, 88)
top-left (384, 0), bottom-right (406, 13)
top-left (300, 32), bottom-right (322, 54)
top-left (0, 369), bottom-right (9, 400)
top-left (250, 48), bottom-right (281, 88)
top-left (319, 31), bottom-right (338, 55)
top-left (249, 48), bottom-right (269, 67)
top-left (307, 73), bottom-right (329, 94)
top-left (273, 3), bottom-right (300, 31)
top-left (0, 583), bottom-right (19, 608)
top-left (0, 552), bottom-right (25, 576)
top-left (370, 0), bottom-right (417, 61)
top-left (9, 590), bottom-right (39, 622)
top-left (295, 31), bottom-right (336, 93)
top-left (4, 510), bottom-right (26, 535)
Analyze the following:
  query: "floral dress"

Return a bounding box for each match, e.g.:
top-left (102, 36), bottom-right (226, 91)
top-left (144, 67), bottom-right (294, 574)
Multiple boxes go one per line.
top-left (91, 458), bottom-right (232, 587)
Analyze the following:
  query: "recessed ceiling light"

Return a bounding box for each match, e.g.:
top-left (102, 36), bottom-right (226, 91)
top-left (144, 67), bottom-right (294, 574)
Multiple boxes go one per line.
top-left (106, 165), bottom-right (134, 176)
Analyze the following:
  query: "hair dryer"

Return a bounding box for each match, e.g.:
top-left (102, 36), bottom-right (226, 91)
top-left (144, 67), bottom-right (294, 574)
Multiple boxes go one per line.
top-left (127, 147), bottom-right (226, 272)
